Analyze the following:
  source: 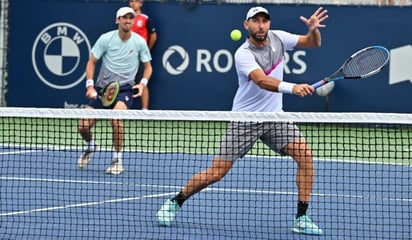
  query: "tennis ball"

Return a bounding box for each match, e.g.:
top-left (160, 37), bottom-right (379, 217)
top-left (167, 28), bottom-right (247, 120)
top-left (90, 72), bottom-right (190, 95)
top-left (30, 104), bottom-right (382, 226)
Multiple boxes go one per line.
top-left (230, 29), bottom-right (242, 41)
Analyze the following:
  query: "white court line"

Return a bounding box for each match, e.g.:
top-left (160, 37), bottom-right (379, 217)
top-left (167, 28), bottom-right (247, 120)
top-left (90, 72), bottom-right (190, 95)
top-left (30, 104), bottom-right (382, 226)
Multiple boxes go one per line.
top-left (0, 176), bottom-right (182, 189)
top-left (2, 143), bottom-right (411, 166)
top-left (203, 187), bottom-right (412, 203)
top-left (0, 192), bottom-right (176, 217)
top-left (3, 176), bottom-right (411, 203)
top-left (1, 176), bottom-right (411, 218)
top-left (0, 150), bottom-right (42, 155)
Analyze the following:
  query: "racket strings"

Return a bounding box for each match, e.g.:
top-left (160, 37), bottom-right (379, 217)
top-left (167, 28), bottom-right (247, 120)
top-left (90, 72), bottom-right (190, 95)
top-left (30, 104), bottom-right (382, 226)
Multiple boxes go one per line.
top-left (343, 48), bottom-right (389, 77)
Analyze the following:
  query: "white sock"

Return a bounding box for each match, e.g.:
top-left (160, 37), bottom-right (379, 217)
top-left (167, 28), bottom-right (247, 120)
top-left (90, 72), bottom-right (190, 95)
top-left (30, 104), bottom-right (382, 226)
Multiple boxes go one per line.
top-left (87, 140), bottom-right (96, 151)
top-left (113, 152), bottom-right (122, 163)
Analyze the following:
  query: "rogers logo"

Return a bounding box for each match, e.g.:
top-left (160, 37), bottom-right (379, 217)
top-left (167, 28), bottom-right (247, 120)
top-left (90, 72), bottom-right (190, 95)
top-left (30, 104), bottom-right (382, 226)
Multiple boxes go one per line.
top-left (162, 45), bottom-right (189, 75)
top-left (161, 45), bottom-right (234, 75)
top-left (32, 22), bottom-right (91, 89)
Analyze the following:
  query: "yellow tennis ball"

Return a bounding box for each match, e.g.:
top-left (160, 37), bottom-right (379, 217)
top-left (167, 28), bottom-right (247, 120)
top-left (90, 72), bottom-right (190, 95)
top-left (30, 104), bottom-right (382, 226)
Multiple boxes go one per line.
top-left (230, 29), bottom-right (242, 41)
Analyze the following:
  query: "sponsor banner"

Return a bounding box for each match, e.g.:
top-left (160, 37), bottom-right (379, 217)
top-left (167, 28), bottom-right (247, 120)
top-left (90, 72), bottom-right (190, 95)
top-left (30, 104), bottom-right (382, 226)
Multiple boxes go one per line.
top-left (6, 2), bottom-right (412, 112)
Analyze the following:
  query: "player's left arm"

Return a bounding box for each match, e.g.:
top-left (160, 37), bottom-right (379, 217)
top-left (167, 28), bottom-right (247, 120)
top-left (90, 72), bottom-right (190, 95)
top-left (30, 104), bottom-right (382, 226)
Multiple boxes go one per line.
top-left (141, 61), bottom-right (153, 80)
top-left (296, 7), bottom-right (328, 49)
top-left (133, 61), bottom-right (152, 98)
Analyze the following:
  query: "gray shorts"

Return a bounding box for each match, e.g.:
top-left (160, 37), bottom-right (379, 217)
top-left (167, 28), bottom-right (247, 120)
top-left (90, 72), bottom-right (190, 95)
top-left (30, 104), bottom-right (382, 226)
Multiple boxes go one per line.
top-left (214, 121), bottom-right (303, 162)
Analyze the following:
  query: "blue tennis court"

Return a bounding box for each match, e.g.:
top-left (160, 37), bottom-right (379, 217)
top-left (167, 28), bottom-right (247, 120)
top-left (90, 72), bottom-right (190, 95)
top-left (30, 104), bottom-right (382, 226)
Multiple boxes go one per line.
top-left (1, 146), bottom-right (410, 239)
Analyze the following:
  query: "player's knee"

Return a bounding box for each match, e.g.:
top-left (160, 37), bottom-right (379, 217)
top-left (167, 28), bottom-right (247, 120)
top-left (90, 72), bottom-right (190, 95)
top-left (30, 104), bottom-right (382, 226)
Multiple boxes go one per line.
top-left (285, 141), bottom-right (312, 159)
top-left (78, 122), bottom-right (89, 133)
top-left (295, 153), bottom-right (314, 170)
top-left (110, 119), bottom-right (123, 128)
top-left (296, 148), bottom-right (312, 159)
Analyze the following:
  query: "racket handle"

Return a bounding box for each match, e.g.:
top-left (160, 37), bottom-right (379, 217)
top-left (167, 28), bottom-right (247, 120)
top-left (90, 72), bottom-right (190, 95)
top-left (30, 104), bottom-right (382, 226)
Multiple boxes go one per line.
top-left (311, 80), bottom-right (327, 89)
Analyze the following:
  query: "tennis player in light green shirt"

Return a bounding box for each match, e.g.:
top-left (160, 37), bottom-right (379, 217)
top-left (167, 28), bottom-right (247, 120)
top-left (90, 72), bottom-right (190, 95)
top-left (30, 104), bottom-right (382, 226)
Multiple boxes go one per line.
top-left (78, 7), bottom-right (152, 175)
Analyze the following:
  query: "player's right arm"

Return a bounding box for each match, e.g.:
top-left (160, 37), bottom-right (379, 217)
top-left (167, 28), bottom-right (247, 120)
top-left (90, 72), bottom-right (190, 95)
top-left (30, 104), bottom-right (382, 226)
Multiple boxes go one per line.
top-left (249, 69), bottom-right (313, 97)
top-left (85, 54), bottom-right (98, 99)
top-left (235, 48), bottom-right (312, 96)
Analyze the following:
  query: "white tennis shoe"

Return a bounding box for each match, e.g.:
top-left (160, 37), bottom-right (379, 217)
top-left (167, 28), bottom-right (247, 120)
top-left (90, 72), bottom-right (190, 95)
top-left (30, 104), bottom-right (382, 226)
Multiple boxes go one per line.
top-left (77, 144), bottom-right (99, 169)
top-left (106, 158), bottom-right (124, 175)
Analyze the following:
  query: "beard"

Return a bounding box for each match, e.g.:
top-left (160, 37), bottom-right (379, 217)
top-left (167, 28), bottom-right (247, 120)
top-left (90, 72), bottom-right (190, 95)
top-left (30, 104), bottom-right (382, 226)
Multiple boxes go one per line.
top-left (121, 26), bottom-right (131, 34)
top-left (250, 31), bottom-right (267, 42)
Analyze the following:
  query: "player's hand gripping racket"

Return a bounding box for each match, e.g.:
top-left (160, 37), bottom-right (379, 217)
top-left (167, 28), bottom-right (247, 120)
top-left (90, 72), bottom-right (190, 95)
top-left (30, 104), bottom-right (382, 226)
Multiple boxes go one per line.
top-left (99, 81), bottom-right (120, 107)
top-left (312, 46), bottom-right (390, 89)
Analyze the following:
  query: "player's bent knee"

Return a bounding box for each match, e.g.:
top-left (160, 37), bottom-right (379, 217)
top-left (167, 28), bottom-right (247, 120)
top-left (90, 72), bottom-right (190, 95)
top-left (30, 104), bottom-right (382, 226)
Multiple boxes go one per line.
top-left (78, 123), bottom-right (89, 133)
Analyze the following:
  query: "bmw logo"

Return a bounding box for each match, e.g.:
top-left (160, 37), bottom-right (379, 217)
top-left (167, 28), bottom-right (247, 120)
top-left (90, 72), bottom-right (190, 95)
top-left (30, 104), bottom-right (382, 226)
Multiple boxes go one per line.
top-left (32, 22), bottom-right (91, 90)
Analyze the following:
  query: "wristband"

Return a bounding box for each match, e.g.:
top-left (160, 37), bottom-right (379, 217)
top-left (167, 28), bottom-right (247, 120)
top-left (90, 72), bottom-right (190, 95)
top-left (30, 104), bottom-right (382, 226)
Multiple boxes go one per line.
top-left (278, 82), bottom-right (295, 94)
top-left (86, 79), bottom-right (94, 88)
top-left (140, 78), bottom-right (148, 87)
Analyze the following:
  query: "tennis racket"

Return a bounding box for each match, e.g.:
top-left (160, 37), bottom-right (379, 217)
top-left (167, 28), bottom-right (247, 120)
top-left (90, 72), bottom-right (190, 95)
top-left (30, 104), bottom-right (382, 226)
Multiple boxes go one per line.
top-left (99, 81), bottom-right (120, 107)
top-left (312, 46), bottom-right (390, 89)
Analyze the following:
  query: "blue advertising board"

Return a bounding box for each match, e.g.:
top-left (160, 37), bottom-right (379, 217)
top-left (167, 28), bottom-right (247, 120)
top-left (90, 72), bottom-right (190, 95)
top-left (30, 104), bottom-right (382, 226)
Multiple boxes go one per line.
top-left (6, 1), bottom-right (412, 112)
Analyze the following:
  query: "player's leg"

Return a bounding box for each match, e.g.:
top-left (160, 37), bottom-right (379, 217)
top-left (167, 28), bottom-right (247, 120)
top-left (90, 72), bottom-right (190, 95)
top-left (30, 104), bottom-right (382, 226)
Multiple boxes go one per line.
top-left (157, 158), bottom-right (234, 226)
top-left (283, 138), bottom-right (323, 235)
top-left (184, 158), bottom-right (234, 198)
top-left (110, 118), bottom-right (124, 153)
top-left (157, 122), bottom-right (259, 226)
top-left (261, 122), bottom-right (322, 235)
top-left (78, 119), bottom-right (97, 143)
top-left (106, 100), bottom-right (128, 175)
top-left (283, 138), bottom-right (313, 203)
top-left (77, 107), bottom-right (98, 168)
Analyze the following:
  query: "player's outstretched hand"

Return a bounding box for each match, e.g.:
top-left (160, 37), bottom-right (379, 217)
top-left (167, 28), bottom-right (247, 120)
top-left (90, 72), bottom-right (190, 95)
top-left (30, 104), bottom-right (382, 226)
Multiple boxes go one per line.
top-left (300, 7), bottom-right (328, 31)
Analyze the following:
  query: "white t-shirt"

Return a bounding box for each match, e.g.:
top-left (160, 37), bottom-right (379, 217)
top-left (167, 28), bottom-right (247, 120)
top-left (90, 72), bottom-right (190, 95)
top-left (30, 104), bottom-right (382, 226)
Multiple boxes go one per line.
top-left (91, 30), bottom-right (152, 88)
top-left (232, 30), bottom-right (299, 112)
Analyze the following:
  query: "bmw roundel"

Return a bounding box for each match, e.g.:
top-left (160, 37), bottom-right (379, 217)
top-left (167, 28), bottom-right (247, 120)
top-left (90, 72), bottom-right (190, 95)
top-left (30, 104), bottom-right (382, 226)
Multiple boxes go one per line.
top-left (32, 22), bottom-right (91, 90)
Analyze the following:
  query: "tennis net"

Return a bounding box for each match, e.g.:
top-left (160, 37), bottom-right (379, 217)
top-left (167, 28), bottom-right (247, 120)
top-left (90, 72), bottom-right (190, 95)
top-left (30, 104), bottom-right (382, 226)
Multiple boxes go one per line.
top-left (0, 107), bottom-right (411, 240)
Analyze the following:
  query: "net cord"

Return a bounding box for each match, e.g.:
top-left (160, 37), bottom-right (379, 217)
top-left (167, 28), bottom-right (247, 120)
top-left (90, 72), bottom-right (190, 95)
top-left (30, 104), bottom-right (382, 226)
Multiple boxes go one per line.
top-left (0, 107), bottom-right (411, 124)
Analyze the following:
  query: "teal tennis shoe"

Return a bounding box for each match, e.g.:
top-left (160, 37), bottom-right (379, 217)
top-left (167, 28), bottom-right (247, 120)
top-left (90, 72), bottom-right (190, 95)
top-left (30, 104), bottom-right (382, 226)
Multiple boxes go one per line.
top-left (293, 214), bottom-right (324, 235)
top-left (157, 199), bottom-right (180, 227)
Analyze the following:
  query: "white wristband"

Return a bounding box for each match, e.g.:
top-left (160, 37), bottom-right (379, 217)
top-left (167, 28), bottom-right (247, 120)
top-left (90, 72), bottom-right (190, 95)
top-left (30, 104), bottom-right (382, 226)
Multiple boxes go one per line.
top-left (278, 82), bottom-right (295, 94)
top-left (140, 78), bottom-right (148, 87)
top-left (86, 79), bottom-right (94, 88)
